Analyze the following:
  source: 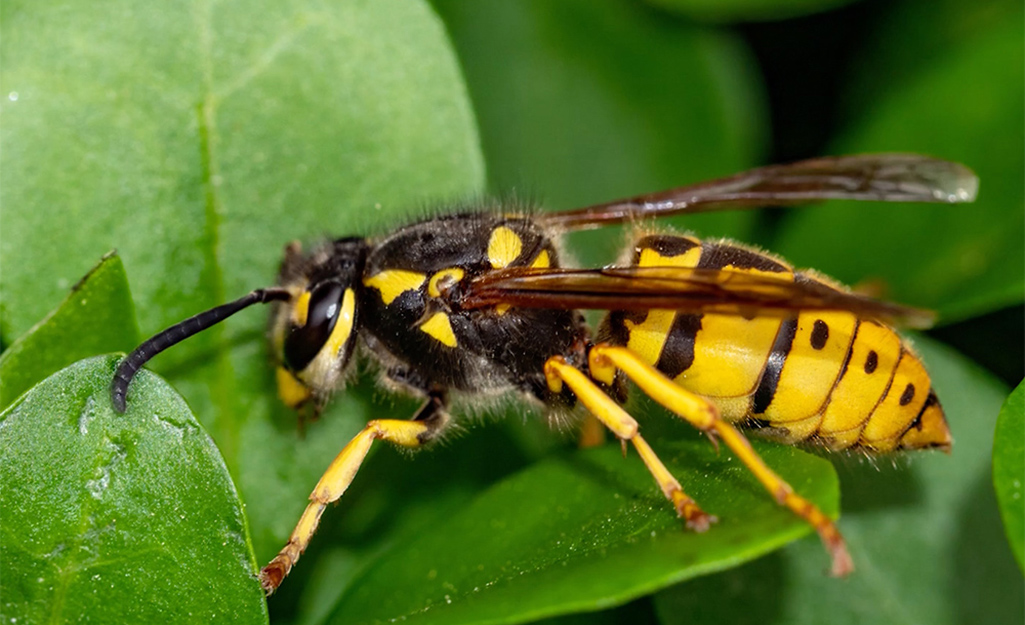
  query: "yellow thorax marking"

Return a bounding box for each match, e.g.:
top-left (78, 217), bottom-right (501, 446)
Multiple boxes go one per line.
top-left (419, 312), bottom-right (458, 347)
top-left (292, 290), bottom-right (312, 327)
top-left (364, 269), bottom-right (426, 305)
top-left (323, 288), bottom-right (357, 358)
top-left (531, 249), bottom-right (550, 268)
top-left (428, 268), bottom-right (465, 298)
top-left (487, 226), bottom-right (522, 268)
top-left (493, 249), bottom-right (545, 315)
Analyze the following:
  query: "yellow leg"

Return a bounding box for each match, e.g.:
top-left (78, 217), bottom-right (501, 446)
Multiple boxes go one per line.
top-left (258, 412), bottom-right (447, 595)
top-left (545, 357), bottom-right (716, 531)
top-left (588, 344), bottom-right (854, 577)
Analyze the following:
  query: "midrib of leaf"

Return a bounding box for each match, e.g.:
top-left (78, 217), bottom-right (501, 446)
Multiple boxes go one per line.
top-left (194, 0), bottom-right (239, 475)
top-left (46, 399), bottom-right (119, 625)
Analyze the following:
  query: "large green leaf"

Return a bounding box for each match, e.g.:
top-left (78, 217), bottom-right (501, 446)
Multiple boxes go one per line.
top-left (432, 0), bottom-right (767, 269)
top-left (773, 7), bottom-right (1024, 322)
top-left (653, 337), bottom-right (1023, 625)
top-left (0, 356), bottom-right (266, 624)
top-left (1, 6), bottom-right (484, 621)
top-left (0, 252), bottom-right (138, 411)
top-left (328, 431), bottom-right (838, 625)
top-left (993, 381), bottom-right (1024, 572)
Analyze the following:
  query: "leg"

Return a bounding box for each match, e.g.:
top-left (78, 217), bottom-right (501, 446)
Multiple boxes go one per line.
top-left (588, 343), bottom-right (853, 577)
top-left (545, 357), bottom-right (715, 531)
top-left (259, 395), bottom-right (450, 594)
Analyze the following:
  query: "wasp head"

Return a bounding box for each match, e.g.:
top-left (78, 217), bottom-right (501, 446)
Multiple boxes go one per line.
top-left (272, 238), bottom-right (368, 409)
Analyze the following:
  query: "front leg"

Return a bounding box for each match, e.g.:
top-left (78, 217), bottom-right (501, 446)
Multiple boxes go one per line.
top-left (259, 394), bottom-right (451, 594)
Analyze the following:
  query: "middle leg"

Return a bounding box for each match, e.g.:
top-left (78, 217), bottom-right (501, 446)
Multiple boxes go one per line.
top-left (587, 343), bottom-right (853, 577)
top-left (544, 356), bottom-right (716, 531)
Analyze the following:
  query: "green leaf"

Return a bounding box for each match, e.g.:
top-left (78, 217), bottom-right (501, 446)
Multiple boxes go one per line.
top-left (642, 0), bottom-right (858, 23)
top-left (432, 0), bottom-right (767, 268)
top-left (1, 5), bottom-right (484, 618)
top-left (653, 337), bottom-right (1023, 625)
top-left (0, 356), bottom-right (266, 624)
top-left (773, 9), bottom-right (1024, 322)
top-left (1, 0), bottom-right (484, 342)
top-left (329, 427), bottom-right (839, 625)
top-left (994, 381), bottom-right (1024, 572)
top-left (0, 252), bottom-right (139, 411)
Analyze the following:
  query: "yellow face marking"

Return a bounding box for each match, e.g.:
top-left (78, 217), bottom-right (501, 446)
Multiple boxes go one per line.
top-left (322, 288), bottom-right (357, 359)
top-left (276, 366), bottom-right (312, 408)
top-left (819, 321), bottom-right (901, 435)
top-left (495, 304), bottom-right (511, 316)
top-left (860, 350), bottom-right (930, 451)
top-left (487, 226), bottom-right (523, 268)
top-left (428, 267), bottom-right (465, 298)
top-left (292, 290), bottom-right (312, 327)
top-left (530, 249), bottom-right (550, 268)
top-left (363, 269), bottom-right (426, 305)
top-left (419, 312), bottom-right (458, 347)
top-left (765, 311), bottom-right (857, 422)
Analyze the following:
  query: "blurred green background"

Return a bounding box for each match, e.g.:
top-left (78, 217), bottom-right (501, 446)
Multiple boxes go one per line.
top-left (2, 0), bottom-right (1022, 624)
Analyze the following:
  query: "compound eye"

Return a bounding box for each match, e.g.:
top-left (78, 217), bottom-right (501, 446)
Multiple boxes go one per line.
top-left (283, 281), bottom-right (345, 372)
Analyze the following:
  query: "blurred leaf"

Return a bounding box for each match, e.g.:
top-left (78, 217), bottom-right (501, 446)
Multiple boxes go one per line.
top-left (432, 0), bottom-right (767, 268)
top-left (643, 0), bottom-right (857, 23)
top-left (774, 9), bottom-right (1024, 322)
top-left (0, 356), bottom-right (266, 624)
top-left (0, 252), bottom-right (138, 411)
top-left (653, 337), bottom-right (1023, 625)
top-left (841, 0), bottom-right (1019, 115)
top-left (993, 381), bottom-right (1024, 572)
top-left (329, 427), bottom-right (840, 625)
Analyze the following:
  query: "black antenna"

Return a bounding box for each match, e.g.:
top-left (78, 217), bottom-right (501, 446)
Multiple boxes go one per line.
top-left (111, 287), bottom-right (292, 413)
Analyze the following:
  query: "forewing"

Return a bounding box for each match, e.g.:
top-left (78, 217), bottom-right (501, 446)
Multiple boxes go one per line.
top-left (461, 266), bottom-right (935, 329)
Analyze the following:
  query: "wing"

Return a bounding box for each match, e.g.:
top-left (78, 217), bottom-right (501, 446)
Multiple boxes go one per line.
top-left (461, 266), bottom-right (935, 329)
top-left (540, 154), bottom-right (978, 231)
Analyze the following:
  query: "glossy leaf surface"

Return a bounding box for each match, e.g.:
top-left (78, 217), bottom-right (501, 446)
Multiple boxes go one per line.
top-left (329, 432), bottom-right (838, 625)
top-left (0, 356), bottom-right (266, 624)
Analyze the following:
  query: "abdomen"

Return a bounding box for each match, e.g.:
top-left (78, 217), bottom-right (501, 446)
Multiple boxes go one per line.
top-left (600, 234), bottom-right (951, 453)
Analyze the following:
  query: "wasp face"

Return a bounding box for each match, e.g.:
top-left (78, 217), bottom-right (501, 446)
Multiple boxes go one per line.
top-left (272, 238), bottom-right (368, 408)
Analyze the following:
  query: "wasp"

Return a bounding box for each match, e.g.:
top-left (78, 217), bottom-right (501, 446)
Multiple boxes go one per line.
top-left (110, 154), bottom-right (977, 595)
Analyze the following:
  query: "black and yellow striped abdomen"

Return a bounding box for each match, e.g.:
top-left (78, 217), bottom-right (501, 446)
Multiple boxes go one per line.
top-left (600, 234), bottom-right (951, 453)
